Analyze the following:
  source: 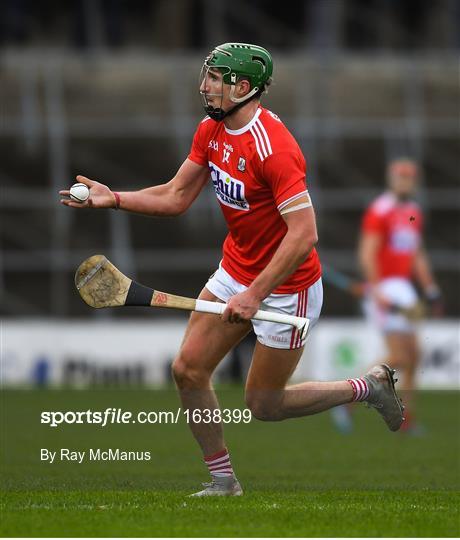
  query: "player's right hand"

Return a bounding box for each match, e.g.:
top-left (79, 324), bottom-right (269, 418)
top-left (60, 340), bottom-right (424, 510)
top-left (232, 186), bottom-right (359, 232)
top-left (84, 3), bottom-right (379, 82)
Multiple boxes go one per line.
top-left (371, 289), bottom-right (392, 310)
top-left (59, 175), bottom-right (117, 209)
top-left (349, 281), bottom-right (366, 298)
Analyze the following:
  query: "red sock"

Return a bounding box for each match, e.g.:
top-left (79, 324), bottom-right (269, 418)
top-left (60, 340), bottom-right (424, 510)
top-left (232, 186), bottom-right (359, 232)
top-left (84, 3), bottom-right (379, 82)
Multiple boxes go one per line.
top-left (204, 448), bottom-right (234, 478)
top-left (347, 378), bottom-right (370, 401)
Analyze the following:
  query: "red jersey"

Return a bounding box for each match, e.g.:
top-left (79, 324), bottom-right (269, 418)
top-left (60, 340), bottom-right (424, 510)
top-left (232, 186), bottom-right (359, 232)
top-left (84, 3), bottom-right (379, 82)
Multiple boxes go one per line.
top-left (361, 192), bottom-right (423, 279)
top-left (188, 106), bottom-right (321, 293)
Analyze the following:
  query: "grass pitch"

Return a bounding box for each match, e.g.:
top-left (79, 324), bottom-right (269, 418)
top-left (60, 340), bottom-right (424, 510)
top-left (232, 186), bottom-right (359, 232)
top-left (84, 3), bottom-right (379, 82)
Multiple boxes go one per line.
top-left (1, 388), bottom-right (459, 537)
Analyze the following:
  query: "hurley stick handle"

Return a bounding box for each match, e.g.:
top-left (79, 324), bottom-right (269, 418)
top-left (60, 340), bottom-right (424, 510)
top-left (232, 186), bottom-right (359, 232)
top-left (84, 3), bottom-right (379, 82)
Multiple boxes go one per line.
top-left (150, 293), bottom-right (310, 339)
top-left (195, 299), bottom-right (310, 340)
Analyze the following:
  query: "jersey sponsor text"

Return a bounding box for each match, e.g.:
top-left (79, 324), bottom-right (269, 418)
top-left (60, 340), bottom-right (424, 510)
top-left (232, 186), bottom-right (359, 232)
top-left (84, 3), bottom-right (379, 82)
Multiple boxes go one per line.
top-left (209, 161), bottom-right (249, 211)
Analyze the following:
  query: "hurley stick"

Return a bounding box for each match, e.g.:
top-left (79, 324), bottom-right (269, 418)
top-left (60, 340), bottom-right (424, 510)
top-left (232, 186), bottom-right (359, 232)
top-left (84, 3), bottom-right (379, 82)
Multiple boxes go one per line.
top-left (75, 255), bottom-right (310, 340)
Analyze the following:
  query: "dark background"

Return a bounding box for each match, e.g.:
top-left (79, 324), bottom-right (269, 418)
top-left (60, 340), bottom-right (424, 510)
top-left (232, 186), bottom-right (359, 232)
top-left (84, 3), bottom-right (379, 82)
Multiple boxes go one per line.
top-left (1, 0), bottom-right (459, 318)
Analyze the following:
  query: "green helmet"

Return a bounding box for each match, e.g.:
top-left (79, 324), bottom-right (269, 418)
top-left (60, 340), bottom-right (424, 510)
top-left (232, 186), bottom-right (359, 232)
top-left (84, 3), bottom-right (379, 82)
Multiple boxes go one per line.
top-left (200, 43), bottom-right (273, 121)
top-left (205, 42), bottom-right (273, 91)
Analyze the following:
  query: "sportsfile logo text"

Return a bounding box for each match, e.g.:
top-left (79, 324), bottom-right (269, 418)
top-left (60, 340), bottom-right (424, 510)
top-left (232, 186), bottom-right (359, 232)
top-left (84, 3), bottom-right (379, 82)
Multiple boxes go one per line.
top-left (40, 408), bottom-right (252, 427)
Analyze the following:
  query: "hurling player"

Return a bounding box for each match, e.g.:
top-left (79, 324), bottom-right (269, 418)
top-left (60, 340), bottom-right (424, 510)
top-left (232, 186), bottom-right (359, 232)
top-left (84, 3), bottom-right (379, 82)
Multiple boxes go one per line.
top-left (358, 158), bottom-right (442, 433)
top-left (60, 44), bottom-right (404, 495)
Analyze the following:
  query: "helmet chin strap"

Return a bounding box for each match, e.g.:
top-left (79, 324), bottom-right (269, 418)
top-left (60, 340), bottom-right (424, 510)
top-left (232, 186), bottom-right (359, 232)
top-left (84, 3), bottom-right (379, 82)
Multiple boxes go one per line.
top-left (202, 86), bottom-right (262, 122)
top-left (395, 192), bottom-right (413, 202)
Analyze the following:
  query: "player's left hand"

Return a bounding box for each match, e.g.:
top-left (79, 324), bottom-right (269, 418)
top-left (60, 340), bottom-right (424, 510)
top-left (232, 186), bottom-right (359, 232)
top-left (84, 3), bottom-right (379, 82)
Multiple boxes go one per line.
top-left (424, 285), bottom-right (444, 318)
top-left (222, 290), bottom-right (261, 323)
top-left (427, 296), bottom-right (444, 318)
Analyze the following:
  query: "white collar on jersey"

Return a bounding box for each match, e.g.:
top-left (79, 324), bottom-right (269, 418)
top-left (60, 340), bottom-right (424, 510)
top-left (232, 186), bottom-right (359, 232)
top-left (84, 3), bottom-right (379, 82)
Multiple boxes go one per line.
top-left (224, 107), bottom-right (262, 135)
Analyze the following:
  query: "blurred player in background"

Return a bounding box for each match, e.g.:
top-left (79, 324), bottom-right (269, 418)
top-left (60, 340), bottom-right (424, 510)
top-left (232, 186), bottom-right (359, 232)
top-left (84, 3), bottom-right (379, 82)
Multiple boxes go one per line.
top-left (333, 158), bottom-right (442, 435)
top-left (60, 43), bottom-right (404, 495)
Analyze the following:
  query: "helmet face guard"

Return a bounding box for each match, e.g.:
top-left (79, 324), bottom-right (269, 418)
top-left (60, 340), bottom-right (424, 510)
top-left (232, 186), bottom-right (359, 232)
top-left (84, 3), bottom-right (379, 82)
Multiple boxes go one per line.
top-left (199, 43), bottom-right (273, 122)
top-left (199, 63), bottom-right (229, 121)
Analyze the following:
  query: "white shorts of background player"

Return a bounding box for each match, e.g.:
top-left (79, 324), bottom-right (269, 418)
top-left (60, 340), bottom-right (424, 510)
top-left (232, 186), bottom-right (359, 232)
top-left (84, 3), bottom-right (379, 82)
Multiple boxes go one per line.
top-left (363, 277), bottom-right (419, 334)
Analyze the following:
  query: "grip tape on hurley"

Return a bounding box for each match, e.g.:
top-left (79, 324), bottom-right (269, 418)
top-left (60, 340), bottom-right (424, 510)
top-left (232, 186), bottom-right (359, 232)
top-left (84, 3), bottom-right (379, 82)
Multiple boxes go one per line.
top-left (125, 281), bottom-right (154, 306)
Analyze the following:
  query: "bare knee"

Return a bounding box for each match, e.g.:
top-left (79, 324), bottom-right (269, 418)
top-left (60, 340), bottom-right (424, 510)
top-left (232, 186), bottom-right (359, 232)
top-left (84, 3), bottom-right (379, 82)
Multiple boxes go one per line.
top-left (172, 352), bottom-right (211, 389)
top-left (386, 333), bottom-right (419, 366)
top-left (245, 391), bottom-right (284, 422)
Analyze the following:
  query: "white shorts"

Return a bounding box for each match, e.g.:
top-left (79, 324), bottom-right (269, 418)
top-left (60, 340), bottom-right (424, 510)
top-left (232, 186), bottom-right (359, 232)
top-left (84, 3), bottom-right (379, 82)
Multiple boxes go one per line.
top-left (363, 277), bottom-right (419, 334)
top-left (205, 265), bottom-right (323, 350)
